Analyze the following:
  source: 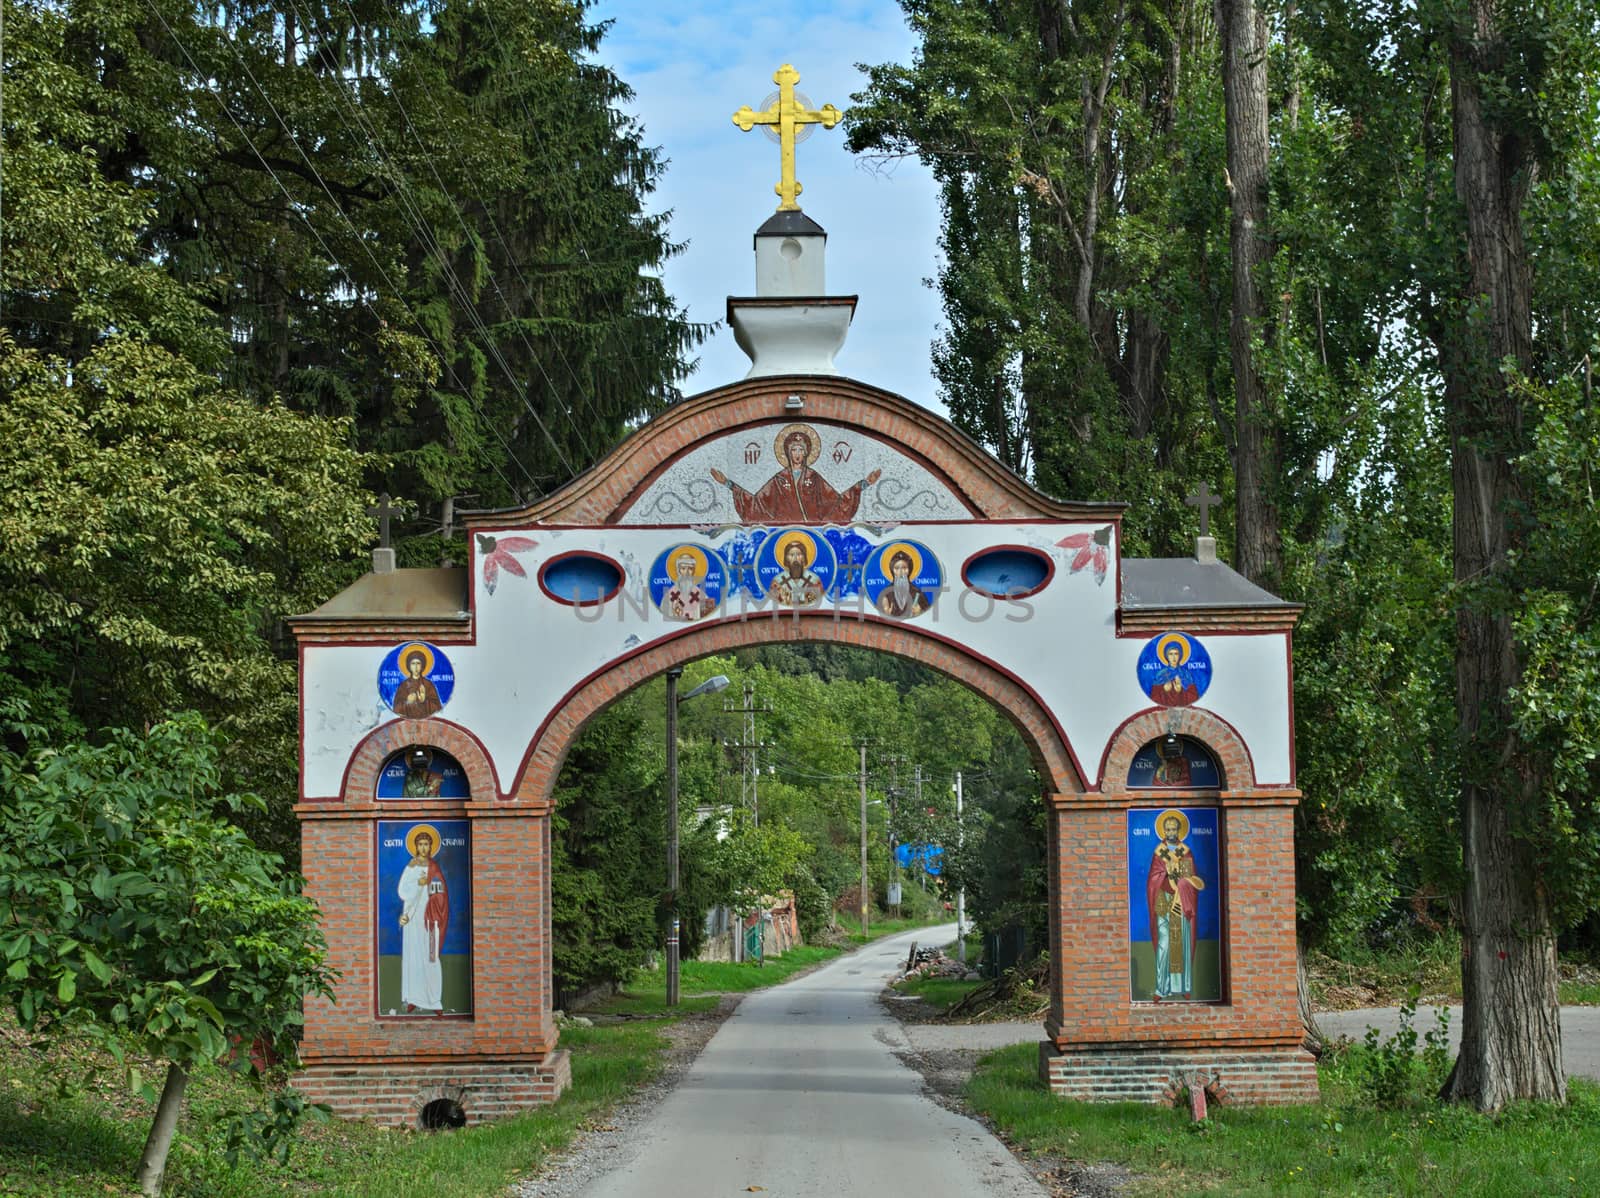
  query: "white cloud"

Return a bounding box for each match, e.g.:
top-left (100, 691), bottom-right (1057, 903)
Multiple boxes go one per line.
top-left (591, 0), bottom-right (947, 414)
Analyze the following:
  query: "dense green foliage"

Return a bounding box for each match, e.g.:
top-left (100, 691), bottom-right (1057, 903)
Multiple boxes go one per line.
top-left (546, 646), bottom-right (1039, 996)
top-left (3, 0), bottom-right (700, 852)
top-left (849, 0), bottom-right (1600, 975)
top-left (0, 715), bottom-right (333, 1181)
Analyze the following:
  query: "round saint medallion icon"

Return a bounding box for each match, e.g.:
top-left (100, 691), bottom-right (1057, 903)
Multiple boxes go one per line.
top-left (1136, 631), bottom-right (1212, 708)
top-left (379, 642), bottom-right (456, 718)
top-left (648, 543), bottom-right (730, 622)
top-left (755, 528), bottom-right (836, 607)
top-left (862, 540), bottom-right (942, 620)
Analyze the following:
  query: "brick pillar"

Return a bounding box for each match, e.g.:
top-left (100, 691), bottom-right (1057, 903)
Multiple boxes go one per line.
top-left (1045, 797), bottom-right (1065, 1032)
top-left (1039, 794), bottom-right (1318, 1106)
top-left (293, 804), bottom-right (567, 1126)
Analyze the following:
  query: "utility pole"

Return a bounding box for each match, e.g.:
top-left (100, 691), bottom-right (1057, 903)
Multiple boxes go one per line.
top-left (955, 770), bottom-right (966, 967)
top-left (885, 755), bottom-right (903, 916)
top-left (665, 671), bottom-right (730, 1005)
top-left (725, 681), bottom-right (772, 825)
top-left (859, 740), bottom-right (870, 940)
top-left (665, 668), bottom-right (681, 1007)
top-left (914, 764), bottom-right (925, 891)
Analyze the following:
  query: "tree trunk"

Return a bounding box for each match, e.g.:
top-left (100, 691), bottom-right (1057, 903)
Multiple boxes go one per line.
top-left (1217, 0), bottom-right (1281, 588)
top-left (1296, 936), bottom-right (1323, 1057)
top-left (1438, 0), bottom-right (1564, 1111)
top-left (136, 1063), bottom-right (189, 1197)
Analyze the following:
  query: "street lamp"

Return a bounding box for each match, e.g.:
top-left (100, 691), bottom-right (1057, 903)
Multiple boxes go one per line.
top-left (666, 669), bottom-right (731, 1006)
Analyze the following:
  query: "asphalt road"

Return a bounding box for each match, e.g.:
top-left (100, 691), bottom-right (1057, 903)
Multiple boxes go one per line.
top-left (575, 923), bottom-right (1045, 1198)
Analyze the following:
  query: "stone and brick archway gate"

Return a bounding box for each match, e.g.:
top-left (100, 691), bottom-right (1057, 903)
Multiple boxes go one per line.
top-left (290, 374), bottom-right (1317, 1124)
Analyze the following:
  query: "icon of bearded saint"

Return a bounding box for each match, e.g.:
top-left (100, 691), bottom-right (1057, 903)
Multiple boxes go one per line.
top-left (771, 536), bottom-right (824, 607)
top-left (877, 550), bottom-right (931, 619)
top-left (710, 425), bottom-right (881, 524)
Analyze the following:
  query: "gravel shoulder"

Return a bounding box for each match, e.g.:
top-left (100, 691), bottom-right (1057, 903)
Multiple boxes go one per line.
top-left (512, 994), bottom-right (741, 1198)
top-left (876, 994), bottom-right (1138, 1198)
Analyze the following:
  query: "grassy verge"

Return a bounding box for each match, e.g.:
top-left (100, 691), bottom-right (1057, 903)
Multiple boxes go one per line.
top-left (833, 912), bottom-right (949, 944)
top-left (1309, 938), bottom-right (1600, 1010)
top-left (0, 1019), bottom-right (667, 1198)
top-left (596, 917), bottom-right (951, 1016)
top-left (889, 975), bottom-right (982, 1011)
top-left (966, 1042), bottom-right (1600, 1197)
top-left (596, 946), bottom-right (847, 1015)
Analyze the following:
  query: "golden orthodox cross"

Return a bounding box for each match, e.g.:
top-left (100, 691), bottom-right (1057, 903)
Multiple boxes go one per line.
top-left (732, 64), bottom-right (842, 212)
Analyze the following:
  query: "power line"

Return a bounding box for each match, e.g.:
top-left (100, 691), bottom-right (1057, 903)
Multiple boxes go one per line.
top-left (315, 0), bottom-right (602, 463)
top-left (271, 0), bottom-right (584, 475)
top-left (146, 3), bottom-right (535, 500)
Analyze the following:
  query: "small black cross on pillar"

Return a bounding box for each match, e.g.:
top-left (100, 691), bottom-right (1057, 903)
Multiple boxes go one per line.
top-left (1185, 482), bottom-right (1222, 538)
top-left (368, 492), bottom-right (397, 548)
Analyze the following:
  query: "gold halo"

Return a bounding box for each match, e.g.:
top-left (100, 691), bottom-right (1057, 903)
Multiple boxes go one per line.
top-left (878, 541), bottom-right (923, 581)
top-left (1154, 809), bottom-right (1190, 841)
top-left (405, 823), bottom-right (442, 858)
top-left (772, 423), bottom-right (821, 467)
top-left (773, 530), bottom-right (818, 569)
top-left (398, 642), bottom-right (435, 677)
top-left (665, 544), bottom-right (710, 583)
top-left (1155, 633), bottom-right (1192, 667)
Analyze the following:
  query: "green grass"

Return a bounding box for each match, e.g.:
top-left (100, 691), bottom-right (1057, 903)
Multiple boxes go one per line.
top-left (0, 1019), bottom-right (671, 1197)
top-left (595, 920), bottom-right (948, 1017)
top-left (604, 946), bottom-right (844, 1010)
top-left (966, 1042), bottom-right (1600, 1197)
top-left (890, 975), bottom-right (982, 1010)
top-left (1562, 980), bottom-right (1600, 1005)
top-left (833, 912), bottom-right (948, 944)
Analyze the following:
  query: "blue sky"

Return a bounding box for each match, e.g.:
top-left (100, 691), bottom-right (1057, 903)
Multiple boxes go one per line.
top-left (589, 1), bottom-right (945, 413)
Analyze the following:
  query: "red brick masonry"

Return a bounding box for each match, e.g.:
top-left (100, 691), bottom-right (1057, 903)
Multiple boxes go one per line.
top-left (295, 1053), bottom-right (571, 1125)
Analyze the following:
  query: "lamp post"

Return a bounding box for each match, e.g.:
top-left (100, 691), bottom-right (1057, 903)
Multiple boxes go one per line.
top-left (859, 741), bottom-right (869, 940)
top-left (666, 670), bottom-right (731, 1006)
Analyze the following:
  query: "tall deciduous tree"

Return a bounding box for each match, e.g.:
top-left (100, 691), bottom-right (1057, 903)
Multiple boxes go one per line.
top-left (1216, 0), bottom-right (1280, 588)
top-left (848, 0), bottom-right (1230, 549)
top-left (1433, 0), bottom-right (1591, 1110)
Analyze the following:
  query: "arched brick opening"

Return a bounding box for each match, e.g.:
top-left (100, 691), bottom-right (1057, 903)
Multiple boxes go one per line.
top-left (339, 717), bottom-right (501, 803)
top-left (1097, 706), bottom-right (1257, 795)
top-left (509, 613), bottom-right (1087, 806)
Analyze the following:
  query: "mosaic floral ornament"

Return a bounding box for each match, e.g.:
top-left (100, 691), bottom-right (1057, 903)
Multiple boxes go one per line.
top-left (1057, 525), bottom-right (1113, 585)
top-left (477, 534), bottom-right (538, 596)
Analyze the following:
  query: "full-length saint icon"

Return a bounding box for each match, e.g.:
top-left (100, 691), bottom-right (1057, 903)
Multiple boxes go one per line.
top-left (711, 424), bottom-right (879, 524)
top-left (1146, 810), bottom-right (1206, 1000)
top-left (398, 824), bottom-right (449, 1013)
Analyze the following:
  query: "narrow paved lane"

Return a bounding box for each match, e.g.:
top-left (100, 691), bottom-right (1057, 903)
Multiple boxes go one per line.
top-left (576, 924), bottom-right (1044, 1198)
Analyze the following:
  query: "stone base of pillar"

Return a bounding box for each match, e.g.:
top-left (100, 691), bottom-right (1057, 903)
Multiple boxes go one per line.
top-left (1038, 1042), bottom-right (1318, 1106)
top-left (293, 1050), bottom-right (571, 1127)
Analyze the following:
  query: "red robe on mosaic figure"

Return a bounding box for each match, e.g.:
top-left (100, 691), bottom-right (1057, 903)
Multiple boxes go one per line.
top-left (1146, 843), bottom-right (1200, 967)
top-left (424, 859), bottom-right (449, 962)
top-left (729, 466), bottom-right (869, 525)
